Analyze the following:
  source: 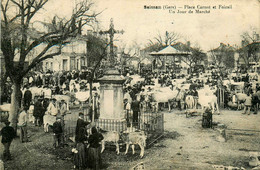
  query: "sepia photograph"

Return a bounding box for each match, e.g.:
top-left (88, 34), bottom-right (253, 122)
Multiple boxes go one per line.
top-left (0, 0), bottom-right (260, 169)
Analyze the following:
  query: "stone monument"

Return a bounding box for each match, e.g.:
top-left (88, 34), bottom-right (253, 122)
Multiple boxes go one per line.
top-left (97, 19), bottom-right (126, 131)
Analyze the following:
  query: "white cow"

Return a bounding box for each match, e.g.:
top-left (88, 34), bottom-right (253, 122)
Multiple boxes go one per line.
top-left (150, 87), bottom-right (185, 112)
top-left (29, 87), bottom-right (44, 99)
top-left (122, 131), bottom-right (147, 158)
top-left (198, 88), bottom-right (220, 114)
top-left (100, 131), bottom-right (120, 155)
top-left (52, 95), bottom-right (70, 111)
top-left (185, 95), bottom-right (195, 110)
top-left (235, 93), bottom-right (247, 110)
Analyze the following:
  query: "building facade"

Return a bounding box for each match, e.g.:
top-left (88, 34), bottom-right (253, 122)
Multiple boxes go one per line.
top-left (42, 36), bottom-right (88, 72)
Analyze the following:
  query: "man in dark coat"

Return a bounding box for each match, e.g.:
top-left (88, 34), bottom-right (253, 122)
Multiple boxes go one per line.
top-left (33, 97), bottom-right (43, 126)
top-left (23, 86), bottom-right (32, 110)
top-left (0, 121), bottom-right (16, 161)
top-left (53, 117), bottom-right (63, 148)
top-left (88, 127), bottom-right (104, 169)
top-left (131, 97), bottom-right (140, 127)
top-left (75, 112), bottom-right (89, 143)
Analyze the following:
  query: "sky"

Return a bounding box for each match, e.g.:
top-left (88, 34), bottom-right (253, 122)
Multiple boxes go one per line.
top-left (36, 0), bottom-right (259, 52)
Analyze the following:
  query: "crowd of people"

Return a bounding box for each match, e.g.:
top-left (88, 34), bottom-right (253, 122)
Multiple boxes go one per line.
top-left (0, 65), bottom-right (259, 168)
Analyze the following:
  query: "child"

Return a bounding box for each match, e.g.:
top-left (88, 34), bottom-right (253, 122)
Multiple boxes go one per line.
top-left (52, 117), bottom-right (63, 148)
top-left (243, 93), bottom-right (252, 115)
top-left (0, 121), bottom-right (16, 161)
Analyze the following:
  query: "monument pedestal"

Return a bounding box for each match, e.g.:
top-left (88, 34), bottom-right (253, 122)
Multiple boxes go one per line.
top-left (97, 69), bottom-right (126, 131)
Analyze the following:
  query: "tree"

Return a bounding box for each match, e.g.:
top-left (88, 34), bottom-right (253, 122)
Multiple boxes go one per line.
top-left (86, 33), bottom-right (108, 69)
top-left (85, 33), bottom-right (110, 122)
top-left (239, 28), bottom-right (260, 69)
top-left (174, 42), bottom-right (206, 74)
top-left (120, 42), bottom-right (141, 73)
top-left (145, 31), bottom-right (181, 52)
top-left (1, 0), bottom-right (99, 131)
top-left (148, 31), bottom-right (180, 47)
top-left (209, 43), bottom-right (235, 72)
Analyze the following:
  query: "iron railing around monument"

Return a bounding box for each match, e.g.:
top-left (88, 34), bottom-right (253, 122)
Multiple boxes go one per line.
top-left (63, 109), bottom-right (164, 145)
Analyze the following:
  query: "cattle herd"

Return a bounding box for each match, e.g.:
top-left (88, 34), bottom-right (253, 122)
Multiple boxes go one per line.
top-left (0, 68), bottom-right (259, 159)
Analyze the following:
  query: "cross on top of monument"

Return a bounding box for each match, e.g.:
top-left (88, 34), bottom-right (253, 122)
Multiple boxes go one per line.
top-left (99, 18), bottom-right (124, 67)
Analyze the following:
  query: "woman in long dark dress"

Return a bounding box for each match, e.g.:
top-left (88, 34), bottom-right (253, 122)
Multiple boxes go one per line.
top-left (73, 127), bottom-right (88, 169)
top-left (88, 127), bottom-right (104, 170)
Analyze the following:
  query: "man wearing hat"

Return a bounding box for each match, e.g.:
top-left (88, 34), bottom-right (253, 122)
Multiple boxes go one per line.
top-left (52, 116), bottom-right (63, 148)
top-left (33, 97), bottom-right (43, 126)
top-left (58, 99), bottom-right (67, 145)
top-left (75, 112), bottom-right (89, 144)
top-left (59, 99), bottom-right (67, 116)
top-left (23, 86), bottom-right (32, 110)
top-left (0, 121), bottom-right (16, 161)
top-left (47, 98), bottom-right (58, 116)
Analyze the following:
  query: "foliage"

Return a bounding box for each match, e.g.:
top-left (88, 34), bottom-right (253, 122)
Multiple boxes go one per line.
top-left (239, 28), bottom-right (260, 68)
top-left (0, 0), bottom-right (100, 129)
top-left (86, 33), bottom-right (108, 68)
top-left (209, 43), bottom-right (235, 69)
top-left (144, 31), bottom-right (181, 53)
top-left (1, 0), bottom-right (99, 83)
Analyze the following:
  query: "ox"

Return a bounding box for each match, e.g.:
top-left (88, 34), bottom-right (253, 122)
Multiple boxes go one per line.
top-left (29, 87), bottom-right (44, 99)
top-left (150, 87), bottom-right (185, 112)
top-left (234, 93), bottom-right (247, 110)
top-left (99, 130), bottom-right (147, 158)
top-left (198, 88), bottom-right (220, 114)
top-left (185, 95), bottom-right (195, 110)
top-left (100, 131), bottom-right (120, 155)
top-left (52, 95), bottom-right (70, 111)
top-left (121, 131), bottom-right (147, 158)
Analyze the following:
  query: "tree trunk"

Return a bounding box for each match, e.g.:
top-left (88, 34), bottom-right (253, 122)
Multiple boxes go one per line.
top-left (89, 80), bottom-right (94, 122)
top-left (9, 81), bottom-right (21, 134)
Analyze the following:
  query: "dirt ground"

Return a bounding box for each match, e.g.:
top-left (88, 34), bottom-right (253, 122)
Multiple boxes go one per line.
top-left (0, 109), bottom-right (259, 170)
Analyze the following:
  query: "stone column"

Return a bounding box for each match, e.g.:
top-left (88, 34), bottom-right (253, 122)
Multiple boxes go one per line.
top-left (97, 69), bottom-right (126, 131)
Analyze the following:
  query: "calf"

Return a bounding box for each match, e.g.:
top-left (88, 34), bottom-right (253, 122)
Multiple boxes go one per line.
top-left (121, 131), bottom-right (147, 158)
top-left (100, 130), bottom-right (120, 155)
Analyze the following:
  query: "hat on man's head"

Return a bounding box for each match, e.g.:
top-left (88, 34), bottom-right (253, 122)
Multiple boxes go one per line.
top-left (4, 121), bottom-right (10, 126)
top-left (79, 112), bottom-right (84, 116)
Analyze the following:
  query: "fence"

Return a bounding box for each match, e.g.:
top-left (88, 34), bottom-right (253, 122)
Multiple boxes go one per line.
top-left (94, 111), bottom-right (164, 134)
top-left (63, 109), bottom-right (164, 145)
